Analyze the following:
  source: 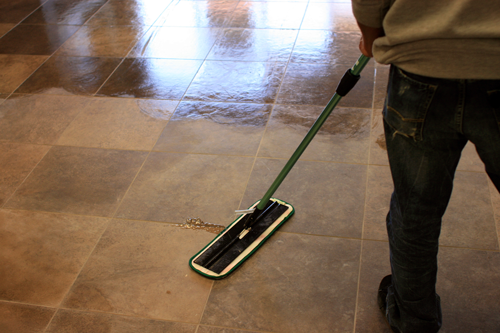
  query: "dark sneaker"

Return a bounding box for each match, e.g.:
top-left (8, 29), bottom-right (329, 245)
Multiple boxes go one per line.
top-left (378, 275), bottom-right (398, 332)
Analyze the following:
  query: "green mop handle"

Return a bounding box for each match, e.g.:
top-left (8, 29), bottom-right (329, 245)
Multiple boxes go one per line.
top-left (256, 54), bottom-right (371, 210)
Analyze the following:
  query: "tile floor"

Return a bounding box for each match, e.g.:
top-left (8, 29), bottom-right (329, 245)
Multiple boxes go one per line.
top-left (0, 0), bottom-right (499, 332)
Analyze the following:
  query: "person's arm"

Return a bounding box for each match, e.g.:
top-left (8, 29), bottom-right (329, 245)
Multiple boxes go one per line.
top-left (357, 21), bottom-right (385, 57)
top-left (351, 0), bottom-right (391, 57)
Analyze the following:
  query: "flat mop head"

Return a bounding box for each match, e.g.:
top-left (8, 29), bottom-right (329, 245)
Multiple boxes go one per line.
top-left (189, 198), bottom-right (294, 279)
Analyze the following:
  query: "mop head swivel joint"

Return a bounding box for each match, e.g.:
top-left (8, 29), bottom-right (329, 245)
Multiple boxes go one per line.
top-left (189, 198), bottom-right (294, 279)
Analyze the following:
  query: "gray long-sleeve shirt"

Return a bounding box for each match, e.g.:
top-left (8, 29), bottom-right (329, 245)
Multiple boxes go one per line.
top-left (352, 0), bottom-right (500, 79)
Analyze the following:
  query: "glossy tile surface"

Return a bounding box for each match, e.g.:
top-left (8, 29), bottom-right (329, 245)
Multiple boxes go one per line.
top-left (0, 0), bottom-right (43, 24)
top-left (228, 2), bottom-right (307, 29)
top-left (23, 0), bottom-right (106, 25)
top-left (87, 0), bottom-right (171, 26)
top-left (156, 0), bottom-right (238, 28)
top-left (0, 301), bottom-right (55, 333)
top-left (301, 3), bottom-right (358, 31)
top-left (0, 55), bottom-right (47, 94)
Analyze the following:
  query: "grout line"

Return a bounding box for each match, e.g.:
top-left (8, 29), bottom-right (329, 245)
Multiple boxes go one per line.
top-left (42, 308), bottom-right (59, 333)
top-left (352, 239), bottom-right (364, 333)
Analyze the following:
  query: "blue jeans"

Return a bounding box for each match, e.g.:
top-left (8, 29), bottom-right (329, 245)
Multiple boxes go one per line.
top-left (382, 65), bottom-right (500, 332)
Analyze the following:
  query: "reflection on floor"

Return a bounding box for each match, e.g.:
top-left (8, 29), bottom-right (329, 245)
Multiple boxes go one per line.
top-left (0, 0), bottom-right (499, 332)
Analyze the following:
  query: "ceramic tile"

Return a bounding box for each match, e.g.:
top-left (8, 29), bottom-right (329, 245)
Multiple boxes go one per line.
top-left (130, 27), bottom-right (220, 59)
top-left (0, 301), bottom-right (55, 333)
top-left (46, 309), bottom-right (197, 333)
top-left (240, 158), bottom-right (367, 238)
top-left (354, 240), bottom-right (393, 333)
top-left (488, 179), bottom-right (500, 245)
top-left (276, 62), bottom-right (374, 108)
top-left (201, 233), bottom-right (361, 332)
top-left (115, 152), bottom-right (254, 224)
top-left (16, 56), bottom-right (121, 95)
top-left (62, 220), bottom-right (214, 322)
top-left (258, 105), bottom-right (371, 163)
top-left (0, 55), bottom-right (47, 94)
top-left (0, 23), bottom-right (13, 37)
top-left (5, 146), bottom-right (148, 217)
top-left (0, 0), bottom-right (42, 24)
top-left (153, 101), bottom-right (271, 155)
top-left (197, 327), bottom-right (262, 333)
top-left (185, 61), bottom-right (286, 103)
top-left (456, 141), bottom-right (485, 172)
top-left (0, 210), bottom-right (108, 305)
top-left (207, 28), bottom-right (297, 62)
top-left (368, 114), bottom-right (389, 166)
top-left (58, 25), bottom-right (148, 57)
top-left (373, 64), bottom-right (389, 109)
top-left (155, 0), bottom-right (238, 28)
top-left (0, 143), bottom-right (50, 207)
top-left (97, 58), bottom-right (202, 99)
top-left (362, 165), bottom-right (392, 241)
top-left (0, 95), bottom-right (91, 144)
top-left (23, 0), bottom-right (106, 25)
top-left (301, 3), bottom-right (358, 31)
top-left (228, 2), bottom-right (307, 29)
top-left (291, 30), bottom-right (361, 65)
top-left (87, 0), bottom-right (171, 26)
top-left (57, 98), bottom-right (177, 150)
top-left (437, 247), bottom-right (500, 332)
top-left (0, 24), bottom-right (79, 55)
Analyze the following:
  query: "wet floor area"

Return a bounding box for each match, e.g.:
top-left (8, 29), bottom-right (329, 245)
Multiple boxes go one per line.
top-left (1, 0), bottom-right (499, 332)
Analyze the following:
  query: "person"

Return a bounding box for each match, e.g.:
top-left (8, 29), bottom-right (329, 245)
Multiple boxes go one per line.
top-left (351, 1), bottom-right (500, 332)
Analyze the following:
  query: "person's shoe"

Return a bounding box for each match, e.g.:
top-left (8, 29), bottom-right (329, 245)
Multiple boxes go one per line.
top-left (378, 275), bottom-right (398, 332)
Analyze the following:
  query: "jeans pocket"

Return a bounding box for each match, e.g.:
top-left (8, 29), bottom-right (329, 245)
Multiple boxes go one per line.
top-left (383, 67), bottom-right (437, 141)
top-left (487, 89), bottom-right (500, 130)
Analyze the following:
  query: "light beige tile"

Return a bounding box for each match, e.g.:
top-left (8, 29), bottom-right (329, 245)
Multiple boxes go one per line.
top-left (456, 141), bottom-right (485, 172)
top-left (363, 165), bottom-right (392, 241)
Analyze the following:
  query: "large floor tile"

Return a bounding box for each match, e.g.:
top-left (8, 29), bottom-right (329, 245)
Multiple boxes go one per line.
top-left (58, 25), bottom-right (148, 57)
top-left (0, 210), bottom-right (108, 306)
top-left (153, 101), bottom-right (271, 155)
top-left (228, 2), bottom-right (307, 29)
top-left (489, 179), bottom-right (500, 245)
top-left (130, 27), bottom-right (220, 59)
top-left (0, 95), bottom-right (91, 144)
top-left (97, 58), bottom-right (202, 99)
top-left (437, 247), bottom-right (500, 332)
top-left (46, 309), bottom-right (197, 333)
top-left (207, 28), bottom-right (298, 62)
top-left (0, 55), bottom-right (47, 94)
top-left (0, 24), bottom-right (78, 55)
top-left (301, 3), bottom-right (358, 31)
top-left (184, 61), bottom-right (286, 103)
top-left (0, 301), bottom-right (55, 333)
top-left (291, 30), bottom-right (361, 65)
top-left (0, 0), bottom-right (43, 24)
top-left (258, 105), bottom-right (371, 163)
top-left (362, 165), bottom-right (392, 241)
top-left (277, 62), bottom-right (374, 108)
top-left (16, 56), bottom-right (121, 95)
top-left (0, 23), bottom-right (13, 37)
top-left (197, 327), bottom-right (262, 333)
top-left (86, 0), bottom-right (171, 26)
top-left (115, 152), bottom-right (254, 224)
top-left (62, 220), bottom-right (214, 322)
top-left (0, 143), bottom-right (50, 206)
top-left (456, 141), bottom-right (486, 172)
top-left (155, 0), bottom-right (238, 28)
top-left (240, 159), bottom-right (367, 238)
top-left (57, 98), bottom-right (177, 150)
top-left (5, 146), bottom-right (148, 216)
top-left (201, 233), bottom-right (361, 332)
top-left (23, 0), bottom-right (106, 25)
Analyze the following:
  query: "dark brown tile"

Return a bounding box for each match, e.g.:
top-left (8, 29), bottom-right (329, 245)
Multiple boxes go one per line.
top-left (62, 220), bottom-right (214, 322)
top-left (0, 24), bottom-right (79, 55)
top-left (198, 327), bottom-right (261, 333)
top-left (258, 105), bottom-right (371, 163)
top-left (0, 210), bottom-right (108, 306)
top-left (185, 61), bottom-right (286, 103)
top-left (23, 0), bottom-right (106, 25)
top-left (201, 233), bottom-right (361, 332)
top-left (87, 0), bottom-right (170, 26)
top-left (154, 101), bottom-right (271, 155)
top-left (0, 95), bottom-right (91, 144)
top-left (437, 247), bottom-right (500, 332)
top-left (5, 146), bottom-right (148, 216)
top-left (276, 62), bottom-right (374, 108)
top-left (0, 23), bottom-right (14, 37)
top-left (57, 98), bottom-right (177, 150)
top-left (115, 152), bottom-right (254, 224)
top-left (0, 143), bottom-right (50, 206)
top-left (0, 301), bottom-right (55, 333)
top-left (46, 309), bottom-right (197, 333)
top-left (58, 25), bottom-right (148, 57)
top-left (97, 58), bottom-right (202, 99)
top-left (0, 0), bottom-right (42, 24)
top-left (240, 159), bottom-right (367, 238)
top-left (291, 30), bottom-right (361, 65)
top-left (130, 27), bottom-right (220, 59)
top-left (207, 28), bottom-right (298, 62)
top-left (355, 240), bottom-right (393, 333)
top-left (156, 0), bottom-right (238, 28)
top-left (0, 55), bottom-right (47, 94)
top-left (16, 56), bottom-right (121, 95)
top-left (301, 3), bottom-right (358, 31)
top-left (228, 2), bottom-right (307, 29)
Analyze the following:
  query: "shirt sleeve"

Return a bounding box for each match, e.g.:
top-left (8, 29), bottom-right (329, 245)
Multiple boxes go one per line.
top-left (351, 0), bottom-right (394, 28)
